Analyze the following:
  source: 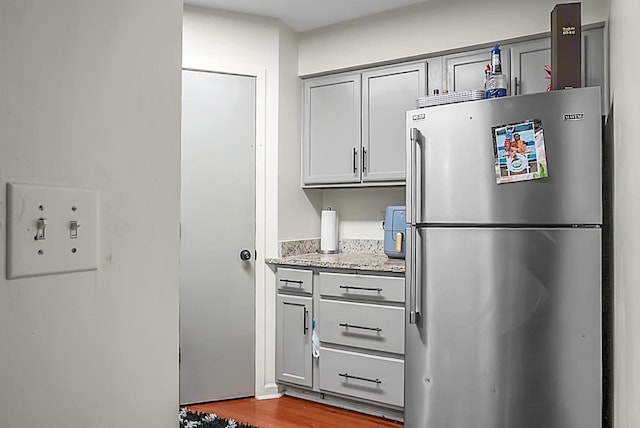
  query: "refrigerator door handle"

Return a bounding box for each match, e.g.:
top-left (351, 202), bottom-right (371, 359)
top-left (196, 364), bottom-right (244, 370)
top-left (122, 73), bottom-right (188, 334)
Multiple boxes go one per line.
top-left (407, 128), bottom-right (422, 225)
top-left (408, 226), bottom-right (419, 324)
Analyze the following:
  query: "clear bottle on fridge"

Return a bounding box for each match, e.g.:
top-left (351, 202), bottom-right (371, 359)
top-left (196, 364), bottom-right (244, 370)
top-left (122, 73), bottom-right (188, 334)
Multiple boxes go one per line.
top-left (486, 45), bottom-right (508, 98)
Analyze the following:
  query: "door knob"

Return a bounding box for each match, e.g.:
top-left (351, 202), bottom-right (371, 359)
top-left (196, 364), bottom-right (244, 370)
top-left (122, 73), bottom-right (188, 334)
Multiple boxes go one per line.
top-left (240, 249), bottom-right (252, 261)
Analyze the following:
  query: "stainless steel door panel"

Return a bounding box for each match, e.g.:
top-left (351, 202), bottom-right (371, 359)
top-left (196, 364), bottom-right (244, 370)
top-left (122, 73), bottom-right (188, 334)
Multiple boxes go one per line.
top-left (407, 87), bottom-right (602, 225)
top-left (404, 227), bottom-right (602, 428)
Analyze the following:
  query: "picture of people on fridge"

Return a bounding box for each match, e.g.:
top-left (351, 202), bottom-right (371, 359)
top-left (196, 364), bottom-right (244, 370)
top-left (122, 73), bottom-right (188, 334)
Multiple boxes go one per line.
top-left (492, 119), bottom-right (548, 184)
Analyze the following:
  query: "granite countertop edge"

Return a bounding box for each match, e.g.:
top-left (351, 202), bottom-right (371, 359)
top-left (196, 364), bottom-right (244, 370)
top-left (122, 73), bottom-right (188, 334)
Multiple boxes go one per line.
top-left (265, 253), bottom-right (406, 273)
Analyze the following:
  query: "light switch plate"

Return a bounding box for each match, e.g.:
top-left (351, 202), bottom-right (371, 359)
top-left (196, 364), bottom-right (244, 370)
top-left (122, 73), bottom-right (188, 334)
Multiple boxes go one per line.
top-left (6, 182), bottom-right (99, 279)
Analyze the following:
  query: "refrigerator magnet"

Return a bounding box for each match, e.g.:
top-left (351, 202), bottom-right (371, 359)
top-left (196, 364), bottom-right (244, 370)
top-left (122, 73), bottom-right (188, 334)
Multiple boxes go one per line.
top-left (491, 119), bottom-right (549, 184)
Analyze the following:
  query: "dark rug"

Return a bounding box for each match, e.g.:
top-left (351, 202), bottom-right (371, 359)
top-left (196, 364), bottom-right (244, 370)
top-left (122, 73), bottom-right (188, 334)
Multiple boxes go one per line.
top-left (179, 408), bottom-right (259, 428)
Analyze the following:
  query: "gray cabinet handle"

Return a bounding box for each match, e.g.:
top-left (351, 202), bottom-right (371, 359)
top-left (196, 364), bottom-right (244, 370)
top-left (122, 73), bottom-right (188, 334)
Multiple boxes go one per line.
top-left (362, 147), bottom-right (367, 173)
top-left (339, 285), bottom-right (382, 292)
top-left (339, 323), bottom-right (382, 332)
top-left (352, 147), bottom-right (358, 174)
top-left (514, 76), bottom-right (519, 95)
top-left (283, 301), bottom-right (308, 335)
top-left (279, 278), bottom-right (303, 285)
top-left (339, 373), bottom-right (382, 384)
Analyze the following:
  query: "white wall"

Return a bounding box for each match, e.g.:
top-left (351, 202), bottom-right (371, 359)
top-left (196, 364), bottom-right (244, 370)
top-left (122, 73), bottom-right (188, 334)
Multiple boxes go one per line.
top-left (323, 188), bottom-right (405, 240)
top-left (278, 25), bottom-right (323, 241)
top-left (608, 0), bottom-right (640, 426)
top-left (298, 0), bottom-right (608, 75)
top-left (0, 1), bottom-right (182, 427)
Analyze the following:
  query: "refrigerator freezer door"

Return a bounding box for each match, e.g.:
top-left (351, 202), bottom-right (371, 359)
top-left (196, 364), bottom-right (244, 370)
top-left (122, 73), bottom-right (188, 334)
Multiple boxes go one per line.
top-left (407, 87), bottom-right (602, 225)
top-left (405, 227), bottom-right (602, 428)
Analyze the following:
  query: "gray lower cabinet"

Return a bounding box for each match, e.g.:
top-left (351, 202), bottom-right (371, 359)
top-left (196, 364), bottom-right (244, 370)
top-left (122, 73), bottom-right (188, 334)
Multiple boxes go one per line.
top-left (302, 61), bottom-right (425, 187)
top-left (276, 293), bottom-right (313, 387)
top-left (275, 267), bottom-right (406, 414)
top-left (318, 271), bottom-right (405, 303)
top-left (319, 347), bottom-right (404, 408)
top-left (318, 299), bottom-right (404, 354)
top-left (316, 272), bottom-right (405, 408)
top-left (277, 267), bottom-right (313, 294)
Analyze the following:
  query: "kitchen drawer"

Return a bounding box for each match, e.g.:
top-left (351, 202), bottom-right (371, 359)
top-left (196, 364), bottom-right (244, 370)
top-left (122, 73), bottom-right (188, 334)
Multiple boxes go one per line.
top-left (318, 272), bottom-right (405, 303)
top-left (319, 347), bottom-right (404, 407)
top-left (277, 268), bottom-right (313, 294)
top-left (318, 299), bottom-right (404, 354)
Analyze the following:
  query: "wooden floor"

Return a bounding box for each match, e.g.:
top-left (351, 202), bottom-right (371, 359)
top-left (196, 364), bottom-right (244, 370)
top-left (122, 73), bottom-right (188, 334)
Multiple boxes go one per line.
top-left (187, 396), bottom-right (402, 428)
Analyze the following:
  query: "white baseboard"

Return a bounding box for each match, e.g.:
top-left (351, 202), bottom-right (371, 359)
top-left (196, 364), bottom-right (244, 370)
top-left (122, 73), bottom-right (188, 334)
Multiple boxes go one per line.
top-left (256, 392), bottom-right (283, 400)
top-left (255, 382), bottom-right (281, 400)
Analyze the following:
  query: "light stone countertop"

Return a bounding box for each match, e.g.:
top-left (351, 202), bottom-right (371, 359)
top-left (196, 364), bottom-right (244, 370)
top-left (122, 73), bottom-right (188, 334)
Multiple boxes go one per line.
top-left (266, 252), bottom-right (405, 273)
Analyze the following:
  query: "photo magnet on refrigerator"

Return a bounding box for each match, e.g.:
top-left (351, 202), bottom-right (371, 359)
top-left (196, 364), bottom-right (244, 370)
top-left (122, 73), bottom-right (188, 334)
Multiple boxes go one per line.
top-left (491, 119), bottom-right (549, 184)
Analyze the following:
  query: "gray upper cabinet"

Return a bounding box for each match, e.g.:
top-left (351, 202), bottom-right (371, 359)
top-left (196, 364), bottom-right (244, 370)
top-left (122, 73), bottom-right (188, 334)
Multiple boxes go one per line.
top-left (443, 48), bottom-right (511, 94)
top-left (300, 28), bottom-right (604, 187)
top-left (511, 27), bottom-right (605, 98)
top-left (362, 62), bottom-right (426, 182)
top-left (582, 27), bottom-right (605, 93)
top-left (510, 38), bottom-right (551, 95)
top-left (302, 72), bottom-right (361, 185)
top-left (302, 61), bottom-right (426, 187)
top-left (276, 293), bottom-right (313, 387)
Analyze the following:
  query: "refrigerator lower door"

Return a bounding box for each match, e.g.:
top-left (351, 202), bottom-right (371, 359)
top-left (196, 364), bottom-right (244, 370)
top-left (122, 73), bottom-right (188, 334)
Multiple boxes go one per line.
top-left (405, 227), bottom-right (602, 428)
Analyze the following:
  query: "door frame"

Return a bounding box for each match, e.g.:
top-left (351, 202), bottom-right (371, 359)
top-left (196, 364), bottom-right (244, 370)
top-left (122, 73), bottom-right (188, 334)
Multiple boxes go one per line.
top-left (181, 65), bottom-right (279, 399)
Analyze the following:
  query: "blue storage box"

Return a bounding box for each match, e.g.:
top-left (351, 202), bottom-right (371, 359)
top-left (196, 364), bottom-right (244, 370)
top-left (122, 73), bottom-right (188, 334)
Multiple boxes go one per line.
top-left (384, 205), bottom-right (406, 259)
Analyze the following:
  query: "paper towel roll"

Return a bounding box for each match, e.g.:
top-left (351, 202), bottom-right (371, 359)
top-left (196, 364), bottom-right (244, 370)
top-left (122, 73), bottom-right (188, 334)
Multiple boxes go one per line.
top-left (320, 209), bottom-right (339, 254)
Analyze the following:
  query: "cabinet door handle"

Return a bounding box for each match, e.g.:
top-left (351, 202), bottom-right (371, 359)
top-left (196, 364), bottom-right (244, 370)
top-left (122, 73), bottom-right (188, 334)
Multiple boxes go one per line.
top-left (279, 279), bottom-right (303, 285)
top-left (362, 147), bottom-right (367, 173)
top-left (514, 76), bottom-right (518, 95)
top-left (339, 285), bottom-right (382, 292)
top-left (283, 301), bottom-right (309, 335)
top-left (352, 147), bottom-right (358, 174)
top-left (339, 323), bottom-right (382, 332)
top-left (339, 373), bottom-right (382, 384)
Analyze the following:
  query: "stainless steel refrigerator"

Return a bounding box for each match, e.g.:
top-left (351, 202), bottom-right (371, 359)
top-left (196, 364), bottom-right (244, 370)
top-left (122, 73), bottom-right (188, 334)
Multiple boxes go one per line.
top-left (404, 87), bottom-right (602, 428)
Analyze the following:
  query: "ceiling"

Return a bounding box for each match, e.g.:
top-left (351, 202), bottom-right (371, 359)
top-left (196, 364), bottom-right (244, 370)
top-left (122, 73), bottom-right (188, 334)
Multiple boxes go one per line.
top-left (184, 0), bottom-right (429, 32)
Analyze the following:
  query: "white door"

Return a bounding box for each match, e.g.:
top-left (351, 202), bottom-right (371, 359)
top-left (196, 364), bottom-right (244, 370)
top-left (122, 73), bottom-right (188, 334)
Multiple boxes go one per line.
top-left (180, 70), bottom-right (256, 404)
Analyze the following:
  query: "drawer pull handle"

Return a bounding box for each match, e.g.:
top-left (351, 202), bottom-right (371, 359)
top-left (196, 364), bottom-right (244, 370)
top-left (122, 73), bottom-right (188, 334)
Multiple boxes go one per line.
top-left (280, 279), bottom-right (303, 285)
top-left (339, 285), bottom-right (382, 292)
top-left (339, 373), bottom-right (382, 384)
top-left (339, 323), bottom-right (382, 332)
